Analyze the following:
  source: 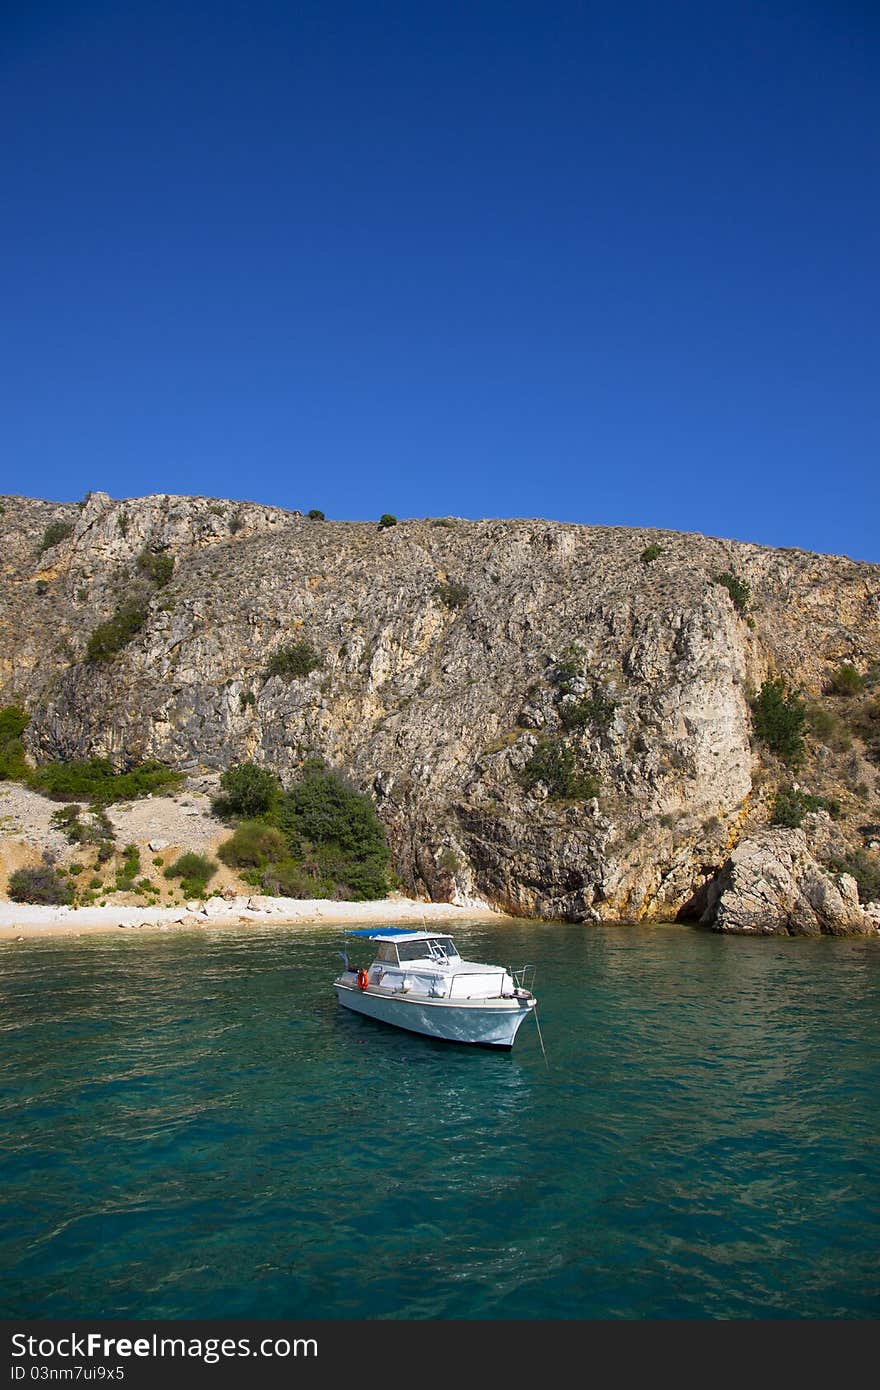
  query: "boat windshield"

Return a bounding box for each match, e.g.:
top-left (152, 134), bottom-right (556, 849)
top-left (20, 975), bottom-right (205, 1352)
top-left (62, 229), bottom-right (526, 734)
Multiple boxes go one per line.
top-left (396, 937), bottom-right (459, 963)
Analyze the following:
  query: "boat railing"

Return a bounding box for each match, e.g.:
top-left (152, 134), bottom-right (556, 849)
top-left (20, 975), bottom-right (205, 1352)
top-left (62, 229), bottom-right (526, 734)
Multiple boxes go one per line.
top-left (512, 965), bottom-right (536, 994)
top-left (445, 970), bottom-right (508, 1000)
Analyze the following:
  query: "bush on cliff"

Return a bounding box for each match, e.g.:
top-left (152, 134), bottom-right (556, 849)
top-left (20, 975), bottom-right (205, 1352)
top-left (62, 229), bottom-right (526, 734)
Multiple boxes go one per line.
top-left (751, 679), bottom-right (805, 766)
top-left (8, 864), bottom-right (73, 905)
top-left (713, 571), bottom-right (751, 616)
top-left (825, 664), bottom-right (865, 697)
top-left (39, 520), bottom-right (74, 553)
top-left (86, 592), bottom-right (149, 662)
top-left (265, 640), bottom-right (323, 681)
top-left (136, 548), bottom-right (174, 588)
top-left (518, 738), bottom-right (600, 800)
top-left (560, 688), bottom-right (616, 732)
top-left (826, 848), bottom-right (880, 905)
top-left (771, 785), bottom-right (840, 829)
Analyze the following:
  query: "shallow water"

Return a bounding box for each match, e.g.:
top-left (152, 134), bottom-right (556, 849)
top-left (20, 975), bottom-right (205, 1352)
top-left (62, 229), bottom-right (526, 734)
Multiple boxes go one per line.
top-left (1, 921), bottom-right (878, 1319)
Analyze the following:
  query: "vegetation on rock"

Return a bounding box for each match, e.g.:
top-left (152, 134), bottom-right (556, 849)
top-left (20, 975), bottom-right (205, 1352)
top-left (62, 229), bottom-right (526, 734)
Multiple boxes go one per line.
top-left (751, 679), bottom-right (806, 766)
top-left (265, 640), bottom-right (323, 681)
top-left (518, 738), bottom-right (600, 800)
top-left (86, 592), bottom-right (149, 661)
top-left (713, 571), bottom-right (751, 616)
top-left (434, 581), bottom-right (469, 609)
top-left (560, 688), bottom-right (616, 732)
top-left (827, 848), bottom-right (880, 904)
top-left (771, 785), bottom-right (841, 828)
top-left (39, 520), bottom-right (74, 553)
top-left (825, 664), bottom-right (865, 697)
top-left (136, 548), bottom-right (174, 587)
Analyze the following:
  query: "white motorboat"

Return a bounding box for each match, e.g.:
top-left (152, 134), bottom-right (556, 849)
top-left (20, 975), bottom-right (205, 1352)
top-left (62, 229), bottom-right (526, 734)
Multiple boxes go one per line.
top-left (333, 929), bottom-right (537, 1048)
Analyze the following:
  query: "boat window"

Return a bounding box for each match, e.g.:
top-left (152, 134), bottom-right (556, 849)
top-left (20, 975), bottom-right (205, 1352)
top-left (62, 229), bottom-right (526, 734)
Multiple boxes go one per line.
top-left (395, 937), bottom-right (459, 962)
top-left (374, 942), bottom-right (399, 963)
top-left (396, 941), bottom-right (433, 962)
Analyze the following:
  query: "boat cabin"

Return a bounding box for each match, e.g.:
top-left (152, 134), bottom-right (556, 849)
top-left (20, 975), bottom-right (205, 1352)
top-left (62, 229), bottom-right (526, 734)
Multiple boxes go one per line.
top-left (371, 933), bottom-right (461, 965)
top-left (344, 929), bottom-right (513, 1001)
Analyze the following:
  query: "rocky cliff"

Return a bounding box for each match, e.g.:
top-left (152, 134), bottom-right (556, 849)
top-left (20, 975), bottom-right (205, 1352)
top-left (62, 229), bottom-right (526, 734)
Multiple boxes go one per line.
top-left (2, 490), bottom-right (879, 929)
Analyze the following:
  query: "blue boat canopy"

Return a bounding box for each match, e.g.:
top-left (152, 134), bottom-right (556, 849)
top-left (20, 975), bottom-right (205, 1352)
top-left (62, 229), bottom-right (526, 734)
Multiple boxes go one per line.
top-left (346, 927), bottom-right (427, 938)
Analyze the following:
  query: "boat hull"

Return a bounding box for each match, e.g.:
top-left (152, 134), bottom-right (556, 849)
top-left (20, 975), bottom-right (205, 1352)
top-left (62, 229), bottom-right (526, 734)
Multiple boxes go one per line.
top-left (334, 980), bottom-right (535, 1048)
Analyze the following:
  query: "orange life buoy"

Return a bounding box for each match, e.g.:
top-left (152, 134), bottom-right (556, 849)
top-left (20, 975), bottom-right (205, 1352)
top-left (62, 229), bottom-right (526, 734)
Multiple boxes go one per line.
top-left (357, 968), bottom-right (369, 991)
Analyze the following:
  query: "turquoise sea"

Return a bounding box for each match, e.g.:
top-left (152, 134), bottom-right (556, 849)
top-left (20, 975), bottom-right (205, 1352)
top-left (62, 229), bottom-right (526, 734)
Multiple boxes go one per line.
top-left (1, 921), bottom-right (878, 1319)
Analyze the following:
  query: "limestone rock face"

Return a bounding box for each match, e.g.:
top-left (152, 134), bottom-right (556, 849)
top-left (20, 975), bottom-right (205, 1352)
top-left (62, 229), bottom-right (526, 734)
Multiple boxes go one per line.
top-left (701, 829), bottom-right (873, 936)
top-left (2, 492), bottom-right (879, 924)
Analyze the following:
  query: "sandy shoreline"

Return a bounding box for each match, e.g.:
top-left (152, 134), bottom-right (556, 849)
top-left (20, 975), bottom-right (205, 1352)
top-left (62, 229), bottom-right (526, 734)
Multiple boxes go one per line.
top-left (0, 894), bottom-right (509, 941)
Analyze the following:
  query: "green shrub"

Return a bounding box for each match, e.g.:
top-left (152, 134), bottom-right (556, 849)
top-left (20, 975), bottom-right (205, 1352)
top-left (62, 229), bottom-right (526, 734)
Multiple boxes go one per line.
top-left (229, 510), bottom-right (244, 534)
top-left (0, 706), bottom-right (29, 744)
top-left (8, 865), bottom-right (73, 905)
top-left (114, 857), bottom-right (140, 893)
top-left (751, 679), bottom-right (805, 766)
top-left (214, 759), bottom-right (389, 901)
top-left (434, 581), bottom-right (469, 609)
top-left (378, 514), bottom-right (397, 530)
top-left (518, 739), bottom-right (600, 800)
top-left (214, 763), bottom-right (280, 819)
top-left (32, 758), bottom-right (181, 804)
top-left (307, 509), bottom-right (325, 521)
top-left (827, 849), bottom-right (880, 904)
top-left (50, 804), bottom-right (87, 842)
top-left (136, 549), bottom-right (174, 587)
top-left (259, 860), bottom-right (332, 899)
top-left (164, 852), bottom-right (217, 898)
top-left (713, 571), bottom-right (751, 616)
top-left (560, 689), bottom-right (616, 732)
top-left (239, 689), bottom-right (256, 710)
top-left (275, 760), bottom-right (389, 900)
top-left (641, 544), bottom-right (663, 564)
top-left (218, 821), bottom-right (287, 869)
top-left (0, 738), bottom-right (30, 781)
top-left (0, 705), bottom-right (30, 781)
top-left (86, 592), bottom-right (149, 662)
top-left (771, 786), bottom-right (833, 828)
top-left (265, 640), bottom-right (323, 681)
top-left (554, 643), bottom-right (586, 694)
top-left (825, 664), bottom-right (865, 697)
top-left (39, 520), bottom-right (74, 553)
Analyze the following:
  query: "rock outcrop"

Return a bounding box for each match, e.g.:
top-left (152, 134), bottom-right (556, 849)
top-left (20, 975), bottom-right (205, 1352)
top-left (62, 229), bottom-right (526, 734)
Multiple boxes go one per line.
top-left (2, 490), bottom-right (879, 928)
top-left (699, 829), bottom-right (873, 935)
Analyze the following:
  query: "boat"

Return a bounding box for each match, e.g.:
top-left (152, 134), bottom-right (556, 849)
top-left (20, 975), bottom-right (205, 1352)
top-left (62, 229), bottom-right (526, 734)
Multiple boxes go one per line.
top-left (333, 928), bottom-right (537, 1048)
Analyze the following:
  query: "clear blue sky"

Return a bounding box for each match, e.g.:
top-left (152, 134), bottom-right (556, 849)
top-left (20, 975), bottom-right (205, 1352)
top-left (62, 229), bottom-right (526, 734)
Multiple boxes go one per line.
top-left (2, 1), bottom-right (878, 558)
